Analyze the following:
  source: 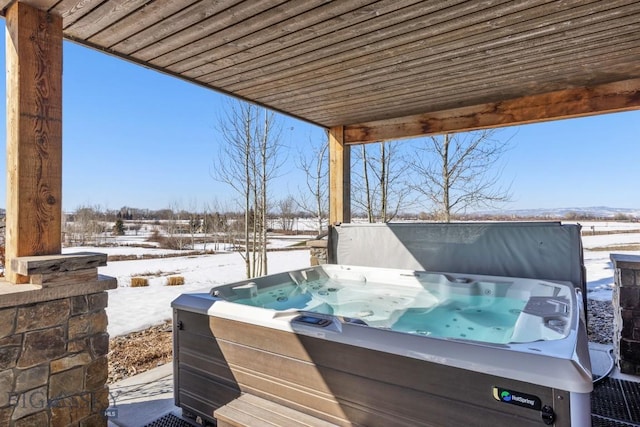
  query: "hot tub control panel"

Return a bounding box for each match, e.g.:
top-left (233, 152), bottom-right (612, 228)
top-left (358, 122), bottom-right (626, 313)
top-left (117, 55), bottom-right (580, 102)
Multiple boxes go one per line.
top-left (294, 315), bottom-right (332, 327)
top-left (293, 313), bottom-right (369, 329)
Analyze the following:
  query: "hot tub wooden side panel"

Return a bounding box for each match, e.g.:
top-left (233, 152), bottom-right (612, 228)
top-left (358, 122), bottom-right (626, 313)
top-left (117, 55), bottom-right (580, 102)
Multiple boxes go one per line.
top-left (204, 315), bottom-right (571, 427)
top-left (174, 309), bottom-right (241, 423)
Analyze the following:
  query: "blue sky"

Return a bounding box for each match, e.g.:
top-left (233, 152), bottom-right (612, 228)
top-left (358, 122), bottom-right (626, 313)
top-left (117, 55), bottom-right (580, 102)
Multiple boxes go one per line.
top-left (0, 22), bottom-right (639, 213)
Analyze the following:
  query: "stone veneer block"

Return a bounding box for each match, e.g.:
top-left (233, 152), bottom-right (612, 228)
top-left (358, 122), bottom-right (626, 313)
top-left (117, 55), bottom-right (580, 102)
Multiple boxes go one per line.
top-left (67, 337), bottom-right (90, 354)
top-left (11, 385), bottom-right (48, 421)
top-left (13, 411), bottom-right (49, 426)
top-left (80, 413), bottom-right (108, 427)
top-left (0, 343), bottom-right (21, 370)
top-left (0, 307), bottom-right (16, 339)
top-left (93, 386), bottom-right (110, 413)
top-left (88, 293), bottom-right (108, 311)
top-left (50, 351), bottom-right (92, 374)
top-left (50, 393), bottom-right (92, 427)
top-left (68, 311), bottom-right (108, 340)
top-left (0, 370), bottom-right (15, 406)
top-left (15, 364), bottom-right (49, 393)
top-left (18, 327), bottom-right (66, 368)
top-left (0, 334), bottom-right (22, 347)
top-left (85, 357), bottom-right (108, 391)
top-left (620, 339), bottom-right (640, 363)
top-left (70, 295), bottom-right (88, 316)
top-left (621, 269), bottom-right (637, 287)
top-left (619, 360), bottom-right (640, 375)
top-left (0, 408), bottom-right (12, 426)
top-left (619, 287), bottom-right (640, 309)
top-left (49, 366), bottom-right (84, 399)
top-left (307, 239), bottom-right (328, 266)
top-left (90, 333), bottom-right (109, 358)
top-left (15, 299), bottom-right (69, 333)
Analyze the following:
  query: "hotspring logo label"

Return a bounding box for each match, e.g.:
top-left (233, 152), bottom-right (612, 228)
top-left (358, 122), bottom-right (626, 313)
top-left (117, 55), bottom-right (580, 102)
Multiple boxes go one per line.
top-left (493, 387), bottom-right (542, 411)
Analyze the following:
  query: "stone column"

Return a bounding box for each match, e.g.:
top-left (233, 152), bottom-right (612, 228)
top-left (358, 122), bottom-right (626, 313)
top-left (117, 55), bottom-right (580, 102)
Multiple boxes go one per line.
top-left (611, 254), bottom-right (640, 375)
top-left (0, 253), bottom-right (116, 426)
top-left (307, 239), bottom-right (328, 266)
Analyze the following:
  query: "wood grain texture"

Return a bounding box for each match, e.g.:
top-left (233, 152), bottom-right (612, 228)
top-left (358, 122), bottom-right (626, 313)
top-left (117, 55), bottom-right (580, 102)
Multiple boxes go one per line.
top-left (7, 0), bottom-right (640, 129)
top-left (344, 78), bottom-right (640, 144)
top-left (252, 2), bottom-right (638, 114)
top-left (5, 2), bottom-right (63, 283)
top-left (105, 0), bottom-right (243, 55)
top-left (30, 268), bottom-right (98, 286)
top-left (176, 311), bottom-right (570, 427)
top-left (11, 252), bottom-right (107, 275)
top-left (129, 0), bottom-right (287, 62)
top-left (215, 394), bottom-right (339, 427)
top-left (152, 0), bottom-right (329, 70)
top-left (87, 0), bottom-right (201, 48)
top-left (329, 127), bottom-right (350, 225)
top-left (174, 0), bottom-right (402, 77)
top-left (53, 0), bottom-right (113, 28)
top-left (62, 0), bottom-right (151, 40)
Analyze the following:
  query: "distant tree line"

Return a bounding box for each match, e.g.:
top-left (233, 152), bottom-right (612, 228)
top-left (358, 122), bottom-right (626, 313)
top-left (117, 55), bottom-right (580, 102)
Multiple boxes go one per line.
top-left (67, 102), bottom-right (638, 279)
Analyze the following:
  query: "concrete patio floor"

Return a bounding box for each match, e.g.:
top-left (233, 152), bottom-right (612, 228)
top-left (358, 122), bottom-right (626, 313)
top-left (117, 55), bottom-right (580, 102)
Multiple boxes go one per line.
top-left (105, 343), bottom-right (639, 427)
top-left (107, 363), bottom-right (182, 427)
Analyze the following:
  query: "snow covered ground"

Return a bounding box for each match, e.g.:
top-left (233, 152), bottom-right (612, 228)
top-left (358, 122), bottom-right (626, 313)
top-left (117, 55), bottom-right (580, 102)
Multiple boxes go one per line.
top-left (63, 236), bottom-right (312, 337)
top-left (70, 222), bottom-right (640, 337)
top-left (582, 231), bottom-right (640, 300)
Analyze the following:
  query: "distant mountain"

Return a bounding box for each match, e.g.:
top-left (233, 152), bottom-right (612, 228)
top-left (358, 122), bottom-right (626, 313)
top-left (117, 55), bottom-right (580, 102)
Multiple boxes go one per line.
top-left (475, 206), bottom-right (640, 219)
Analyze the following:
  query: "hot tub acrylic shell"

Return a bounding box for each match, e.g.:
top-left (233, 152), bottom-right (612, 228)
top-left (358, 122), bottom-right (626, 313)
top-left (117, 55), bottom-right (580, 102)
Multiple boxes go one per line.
top-left (172, 264), bottom-right (592, 426)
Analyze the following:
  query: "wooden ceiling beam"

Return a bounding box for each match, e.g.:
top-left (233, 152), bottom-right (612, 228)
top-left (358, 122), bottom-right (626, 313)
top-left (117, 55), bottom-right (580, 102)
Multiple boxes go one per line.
top-left (343, 78), bottom-right (640, 144)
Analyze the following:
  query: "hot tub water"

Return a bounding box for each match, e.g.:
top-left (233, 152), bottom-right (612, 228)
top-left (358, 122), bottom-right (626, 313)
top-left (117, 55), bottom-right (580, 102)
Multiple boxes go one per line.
top-left (228, 277), bottom-right (529, 344)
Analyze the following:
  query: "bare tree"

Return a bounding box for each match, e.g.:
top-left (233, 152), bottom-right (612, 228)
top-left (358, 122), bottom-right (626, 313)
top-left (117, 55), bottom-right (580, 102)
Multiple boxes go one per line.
top-left (295, 136), bottom-right (328, 234)
top-left (213, 101), bottom-right (254, 277)
top-left (163, 202), bottom-right (189, 250)
top-left (67, 205), bottom-right (104, 246)
top-left (278, 195), bottom-right (297, 232)
top-left (203, 199), bottom-right (232, 251)
top-left (409, 130), bottom-right (512, 222)
top-left (212, 100), bottom-right (283, 278)
top-left (256, 108), bottom-right (284, 275)
top-left (352, 141), bottom-right (411, 222)
top-left (359, 145), bottom-right (374, 222)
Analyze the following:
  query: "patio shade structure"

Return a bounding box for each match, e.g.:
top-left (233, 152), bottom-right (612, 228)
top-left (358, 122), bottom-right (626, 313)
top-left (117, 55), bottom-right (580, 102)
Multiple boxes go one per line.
top-left (3, 0), bottom-right (640, 278)
top-left (1, 2), bottom-right (640, 425)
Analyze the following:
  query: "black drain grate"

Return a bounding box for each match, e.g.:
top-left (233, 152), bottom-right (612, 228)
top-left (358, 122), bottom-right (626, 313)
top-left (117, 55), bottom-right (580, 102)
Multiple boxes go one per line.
top-left (593, 378), bottom-right (630, 421)
top-left (143, 413), bottom-right (199, 427)
top-left (592, 378), bottom-right (640, 426)
top-left (592, 415), bottom-right (640, 427)
top-left (620, 379), bottom-right (640, 423)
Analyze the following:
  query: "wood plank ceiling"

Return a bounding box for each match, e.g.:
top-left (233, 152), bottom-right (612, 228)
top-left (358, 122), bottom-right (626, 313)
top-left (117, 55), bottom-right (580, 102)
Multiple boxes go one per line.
top-left (2, 0), bottom-right (640, 142)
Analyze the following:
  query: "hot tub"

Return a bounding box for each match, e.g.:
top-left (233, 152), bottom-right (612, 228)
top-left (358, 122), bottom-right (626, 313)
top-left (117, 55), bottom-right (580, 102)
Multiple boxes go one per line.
top-left (172, 263), bottom-right (591, 427)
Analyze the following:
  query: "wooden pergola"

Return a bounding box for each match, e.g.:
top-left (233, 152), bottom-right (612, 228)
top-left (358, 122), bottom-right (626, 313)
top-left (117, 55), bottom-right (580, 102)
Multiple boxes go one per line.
top-left (3, 0), bottom-right (640, 283)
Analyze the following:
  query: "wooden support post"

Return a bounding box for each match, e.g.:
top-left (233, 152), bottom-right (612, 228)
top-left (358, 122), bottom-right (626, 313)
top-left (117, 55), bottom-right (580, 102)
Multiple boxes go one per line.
top-left (5, 3), bottom-right (63, 283)
top-left (328, 126), bottom-right (350, 224)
